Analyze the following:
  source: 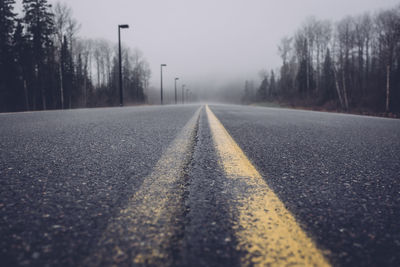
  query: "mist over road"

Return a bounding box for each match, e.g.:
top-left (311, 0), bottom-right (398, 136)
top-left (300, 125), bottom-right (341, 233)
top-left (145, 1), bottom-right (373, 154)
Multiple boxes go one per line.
top-left (1, 104), bottom-right (399, 266)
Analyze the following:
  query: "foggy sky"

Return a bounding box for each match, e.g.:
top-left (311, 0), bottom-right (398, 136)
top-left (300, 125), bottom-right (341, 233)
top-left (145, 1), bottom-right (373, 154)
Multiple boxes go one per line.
top-left (16, 0), bottom-right (400, 97)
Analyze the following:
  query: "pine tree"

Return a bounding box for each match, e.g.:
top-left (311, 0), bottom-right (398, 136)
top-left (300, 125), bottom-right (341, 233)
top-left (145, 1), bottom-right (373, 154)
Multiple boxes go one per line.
top-left (12, 20), bottom-right (32, 111)
top-left (269, 70), bottom-right (276, 97)
top-left (109, 56), bottom-right (119, 106)
top-left (321, 49), bottom-right (336, 102)
top-left (0, 0), bottom-right (17, 111)
top-left (258, 74), bottom-right (269, 101)
top-left (23, 0), bottom-right (54, 110)
top-left (297, 58), bottom-right (308, 95)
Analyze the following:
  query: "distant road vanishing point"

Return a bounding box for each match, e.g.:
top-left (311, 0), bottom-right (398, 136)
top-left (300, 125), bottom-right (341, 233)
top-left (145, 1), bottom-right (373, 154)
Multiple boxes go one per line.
top-left (1, 104), bottom-right (399, 266)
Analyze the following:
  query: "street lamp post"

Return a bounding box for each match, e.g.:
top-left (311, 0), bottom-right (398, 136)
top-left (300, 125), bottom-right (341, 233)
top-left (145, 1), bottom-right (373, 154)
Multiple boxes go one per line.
top-left (182, 84), bottom-right (186, 104)
top-left (118, 24), bottom-right (129, 106)
top-left (174, 78), bottom-right (179, 104)
top-left (186, 88), bottom-right (189, 104)
top-left (160, 64), bottom-right (167, 105)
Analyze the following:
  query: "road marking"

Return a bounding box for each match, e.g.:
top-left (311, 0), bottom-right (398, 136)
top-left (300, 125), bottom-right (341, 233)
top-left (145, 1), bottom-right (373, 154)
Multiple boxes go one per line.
top-left (83, 107), bottom-right (202, 266)
top-left (206, 105), bottom-right (331, 267)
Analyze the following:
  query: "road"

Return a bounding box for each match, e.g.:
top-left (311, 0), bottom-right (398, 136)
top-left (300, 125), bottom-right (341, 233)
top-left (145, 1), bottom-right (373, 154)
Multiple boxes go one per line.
top-left (0, 104), bottom-right (399, 266)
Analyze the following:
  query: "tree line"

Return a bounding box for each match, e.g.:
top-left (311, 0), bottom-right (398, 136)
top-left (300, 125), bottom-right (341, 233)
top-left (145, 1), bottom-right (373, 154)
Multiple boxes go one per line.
top-left (243, 5), bottom-right (400, 113)
top-left (0, 0), bottom-right (151, 112)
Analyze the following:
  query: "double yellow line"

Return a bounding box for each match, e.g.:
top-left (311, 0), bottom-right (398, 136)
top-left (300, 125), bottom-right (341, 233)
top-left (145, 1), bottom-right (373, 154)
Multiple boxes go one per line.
top-left (84, 105), bottom-right (331, 266)
top-left (206, 105), bottom-right (330, 266)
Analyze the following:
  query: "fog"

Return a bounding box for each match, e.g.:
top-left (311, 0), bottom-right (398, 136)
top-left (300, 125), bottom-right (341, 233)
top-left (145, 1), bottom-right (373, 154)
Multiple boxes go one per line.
top-left (16, 0), bottom-right (400, 102)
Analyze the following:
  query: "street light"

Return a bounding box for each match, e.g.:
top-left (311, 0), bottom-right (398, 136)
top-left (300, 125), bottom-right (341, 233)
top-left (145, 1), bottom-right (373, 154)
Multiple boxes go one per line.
top-left (174, 78), bottom-right (179, 104)
top-left (118, 24), bottom-right (129, 106)
top-left (182, 84), bottom-right (186, 104)
top-left (186, 88), bottom-right (189, 104)
top-left (160, 64), bottom-right (167, 105)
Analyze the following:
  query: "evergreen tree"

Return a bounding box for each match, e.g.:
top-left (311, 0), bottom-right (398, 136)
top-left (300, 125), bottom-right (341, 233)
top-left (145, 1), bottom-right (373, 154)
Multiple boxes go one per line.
top-left (0, 0), bottom-right (15, 48)
top-left (23, 0), bottom-right (55, 110)
top-left (321, 49), bottom-right (336, 102)
top-left (279, 61), bottom-right (294, 97)
top-left (0, 0), bottom-right (16, 111)
top-left (297, 58), bottom-right (308, 95)
top-left (109, 56), bottom-right (119, 106)
top-left (12, 20), bottom-right (32, 111)
top-left (258, 74), bottom-right (269, 101)
top-left (269, 70), bottom-right (276, 97)
top-left (242, 80), bottom-right (256, 104)
top-left (0, 1), bottom-right (152, 112)
top-left (122, 52), bottom-right (133, 104)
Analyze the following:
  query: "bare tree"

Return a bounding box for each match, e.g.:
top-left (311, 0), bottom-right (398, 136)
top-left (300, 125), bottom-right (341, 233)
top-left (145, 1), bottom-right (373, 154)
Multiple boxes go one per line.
top-left (314, 19), bottom-right (332, 93)
top-left (248, 4), bottom-right (400, 113)
top-left (53, 2), bottom-right (71, 109)
top-left (278, 36), bottom-right (296, 96)
top-left (278, 36), bottom-right (293, 65)
top-left (376, 8), bottom-right (400, 112)
top-left (335, 16), bottom-right (356, 110)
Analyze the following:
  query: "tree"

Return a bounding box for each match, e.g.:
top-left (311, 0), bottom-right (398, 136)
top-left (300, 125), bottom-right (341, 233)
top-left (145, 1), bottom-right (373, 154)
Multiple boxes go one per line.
top-left (61, 35), bottom-right (74, 108)
top-left (295, 35), bottom-right (314, 96)
top-left (119, 47), bottom-right (150, 104)
top-left (242, 80), bottom-right (255, 104)
top-left (321, 49), bottom-right (336, 102)
top-left (0, 1), bottom-right (149, 112)
top-left (12, 20), bottom-right (32, 111)
top-left (269, 70), bottom-right (276, 97)
top-left (300, 17), bottom-right (318, 94)
top-left (53, 2), bottom-right (69, 108)
top-left (314, 19), bottom-right (332, 94)
top-left (278, 37), bottom-right (295, 96)
top-left (0, 0), bottom-right (17, 111)
top-left (335, 16), bottom-right (355, 110)
top-left (257, 73), bottom-right (269, 101)
top-left (141, 61), bottom-right (151, 102)
top-left (376, 8), bottom-right (400, 112)
top-left (23, 0), bottom-right (55, 110)
top-left (75, 38), bottom-right (94, 107)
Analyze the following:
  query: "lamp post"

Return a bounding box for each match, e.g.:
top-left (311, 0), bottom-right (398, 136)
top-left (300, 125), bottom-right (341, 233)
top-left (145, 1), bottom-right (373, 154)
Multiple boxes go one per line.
top-left (174, 78), bottom-right (179, 104)
top-left (160, 64), bottom-right (167, 105)
top-left (182, 84), bottom-right (186, 104)
top-left (118, 24), bottom-right (129, 106)
top-left (186, 88), bottom-right (189, 104)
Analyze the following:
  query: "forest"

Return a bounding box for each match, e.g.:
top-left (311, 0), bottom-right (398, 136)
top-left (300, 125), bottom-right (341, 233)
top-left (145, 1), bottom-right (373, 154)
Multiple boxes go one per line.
top-left (243, 5), bottom-right (400, 114)
top-left (2, 1), bottom-right (400, 114)
top-left (0, 0), bottom-right (151, 112)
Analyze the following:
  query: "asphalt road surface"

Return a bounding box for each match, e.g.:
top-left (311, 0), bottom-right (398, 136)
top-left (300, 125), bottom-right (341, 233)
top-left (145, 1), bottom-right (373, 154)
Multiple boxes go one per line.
top-left (1, 104), bottom-right (399, 266)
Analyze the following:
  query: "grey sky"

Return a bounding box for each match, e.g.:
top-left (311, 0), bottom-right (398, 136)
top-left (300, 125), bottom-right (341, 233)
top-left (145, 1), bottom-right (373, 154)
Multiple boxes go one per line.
top-left (16, 0), bottom-right (400, 95)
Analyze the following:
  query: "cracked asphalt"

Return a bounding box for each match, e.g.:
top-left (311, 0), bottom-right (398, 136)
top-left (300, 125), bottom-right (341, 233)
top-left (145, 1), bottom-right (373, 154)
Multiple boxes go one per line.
top-left (1, 104), bottom-right (399, 266)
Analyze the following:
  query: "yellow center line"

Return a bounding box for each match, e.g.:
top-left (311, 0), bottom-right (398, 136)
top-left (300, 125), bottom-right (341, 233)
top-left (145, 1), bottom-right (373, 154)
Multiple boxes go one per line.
top-left (206, 105), bottom-right (331, 267)
top-left (82, 106), bottom-right (202, 266)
